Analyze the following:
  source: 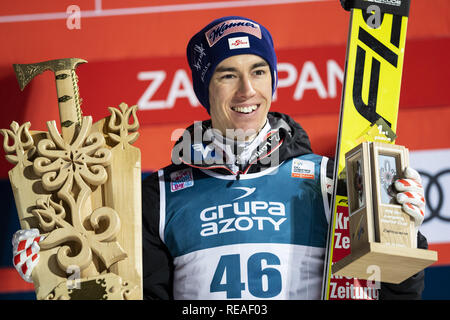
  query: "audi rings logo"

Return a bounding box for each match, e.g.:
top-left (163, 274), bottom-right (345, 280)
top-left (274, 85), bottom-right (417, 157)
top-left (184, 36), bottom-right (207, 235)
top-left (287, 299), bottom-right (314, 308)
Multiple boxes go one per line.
top-left (419, 169), bottom-right (450, 223)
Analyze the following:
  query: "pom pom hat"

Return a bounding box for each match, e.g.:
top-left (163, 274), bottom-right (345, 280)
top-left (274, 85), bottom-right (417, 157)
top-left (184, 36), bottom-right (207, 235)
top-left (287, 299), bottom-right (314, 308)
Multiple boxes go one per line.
top-left (187, 16), bottom-right (278, 114)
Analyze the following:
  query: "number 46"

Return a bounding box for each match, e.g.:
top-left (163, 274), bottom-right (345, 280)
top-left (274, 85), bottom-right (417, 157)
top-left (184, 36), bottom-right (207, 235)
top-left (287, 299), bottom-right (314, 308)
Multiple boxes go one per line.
top-left (210, 252), bottom-right (282, 299)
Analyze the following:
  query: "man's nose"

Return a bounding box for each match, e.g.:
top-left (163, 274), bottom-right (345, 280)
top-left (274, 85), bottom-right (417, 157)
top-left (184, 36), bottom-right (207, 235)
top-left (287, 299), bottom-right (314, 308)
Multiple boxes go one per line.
top-left (237, 76), bottom-right (256, 99)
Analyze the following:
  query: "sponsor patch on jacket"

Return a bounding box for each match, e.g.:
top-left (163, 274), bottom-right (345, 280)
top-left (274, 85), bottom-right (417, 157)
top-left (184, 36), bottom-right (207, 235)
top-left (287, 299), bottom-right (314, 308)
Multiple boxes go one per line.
top-left (205, 19), bottom-right (261, 47)
top-left (291, 159), bottom-right (315, 179)
top-left (170, 168), bottom-right (194, 192)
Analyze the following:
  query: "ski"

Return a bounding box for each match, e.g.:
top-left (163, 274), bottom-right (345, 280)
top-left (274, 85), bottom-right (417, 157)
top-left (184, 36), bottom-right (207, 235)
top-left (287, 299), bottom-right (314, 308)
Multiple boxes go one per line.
top-left (322, 0), bottom-right (411, 300)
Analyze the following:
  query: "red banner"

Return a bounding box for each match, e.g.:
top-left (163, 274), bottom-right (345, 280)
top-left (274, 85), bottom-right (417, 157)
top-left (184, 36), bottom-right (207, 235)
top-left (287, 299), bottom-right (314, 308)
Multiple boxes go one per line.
top-left (75, 46), bottom-right (346, 125)
top-left (71, 38), bottom-right (450, 126)
top-left (1, 38), bottom-right (448, 131)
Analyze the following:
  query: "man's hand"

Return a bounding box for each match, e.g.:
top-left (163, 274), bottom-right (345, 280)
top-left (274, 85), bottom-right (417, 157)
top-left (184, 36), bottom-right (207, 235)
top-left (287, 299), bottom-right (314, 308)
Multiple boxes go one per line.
top-left (394, 167), bottom-right (426, 228)
top-left (12, 229), bottom-right (45, 283)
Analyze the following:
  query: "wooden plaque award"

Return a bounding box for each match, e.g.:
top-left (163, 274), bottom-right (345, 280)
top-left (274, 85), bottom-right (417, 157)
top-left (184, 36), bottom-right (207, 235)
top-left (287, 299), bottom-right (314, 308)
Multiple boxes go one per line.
top-left (332, 141), bottom-right (437, 284)
top-left (1, 58), bottom-right (143, 299)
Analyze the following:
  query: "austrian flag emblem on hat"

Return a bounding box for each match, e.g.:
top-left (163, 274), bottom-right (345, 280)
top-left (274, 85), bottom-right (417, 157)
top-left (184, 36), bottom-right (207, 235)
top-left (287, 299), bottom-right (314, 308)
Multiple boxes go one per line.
top-left (228, 36), bottom-right (250, 49)
top-left (205, 19), bottom-right (262, 47)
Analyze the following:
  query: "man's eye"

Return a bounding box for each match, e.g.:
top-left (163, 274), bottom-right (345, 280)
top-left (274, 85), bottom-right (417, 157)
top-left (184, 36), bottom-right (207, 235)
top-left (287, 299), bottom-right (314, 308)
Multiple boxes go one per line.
top-left (221, 74), bottom-right (236, 79)
top-left (254, 69), bottom-right (266, 76)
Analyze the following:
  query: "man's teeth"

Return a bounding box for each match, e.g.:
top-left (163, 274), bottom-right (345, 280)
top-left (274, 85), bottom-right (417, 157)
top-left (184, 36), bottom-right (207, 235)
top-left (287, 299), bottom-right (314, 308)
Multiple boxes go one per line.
top-left (232, 105), bottom-right (258, 114)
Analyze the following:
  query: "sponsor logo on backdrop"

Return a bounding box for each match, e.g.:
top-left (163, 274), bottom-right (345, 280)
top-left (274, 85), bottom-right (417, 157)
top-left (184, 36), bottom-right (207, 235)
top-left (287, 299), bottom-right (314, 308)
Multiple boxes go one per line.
top-left (410, 149), bottom-right (450, 244)
top-left (420, 169), bottom-right (450, 223)
top-left (136, 59), bottom-right (344, 111)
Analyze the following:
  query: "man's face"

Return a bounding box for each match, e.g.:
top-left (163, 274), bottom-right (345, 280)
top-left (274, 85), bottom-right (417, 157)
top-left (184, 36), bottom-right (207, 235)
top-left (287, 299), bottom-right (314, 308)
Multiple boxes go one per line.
top-left (208, 54), bottom-right (272, 140)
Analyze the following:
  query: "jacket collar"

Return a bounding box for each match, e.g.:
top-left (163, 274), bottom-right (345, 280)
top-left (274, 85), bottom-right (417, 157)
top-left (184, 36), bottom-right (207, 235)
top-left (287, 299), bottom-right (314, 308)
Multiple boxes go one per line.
top-left (171, 112), bottom-right (313, 176)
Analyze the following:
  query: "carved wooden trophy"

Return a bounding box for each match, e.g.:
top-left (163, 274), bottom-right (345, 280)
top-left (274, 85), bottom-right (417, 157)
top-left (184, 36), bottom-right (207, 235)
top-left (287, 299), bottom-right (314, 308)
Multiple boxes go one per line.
top-left (1, 58), bottom-right (143, 299)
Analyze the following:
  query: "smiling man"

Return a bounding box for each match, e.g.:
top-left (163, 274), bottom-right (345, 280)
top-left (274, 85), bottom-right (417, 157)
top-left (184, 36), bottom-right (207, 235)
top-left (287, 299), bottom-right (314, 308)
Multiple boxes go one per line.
top-left (209, 54), bottom-right (272, 139)
top-left (139, 16), bottom-right (428, 300)
top-left (12, 16), bottom-right (429, 300)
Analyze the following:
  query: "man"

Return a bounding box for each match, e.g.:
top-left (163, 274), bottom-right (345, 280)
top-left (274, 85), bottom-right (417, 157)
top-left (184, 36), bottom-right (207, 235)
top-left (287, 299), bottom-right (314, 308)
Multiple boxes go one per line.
top-left (140, 16), bottom-right (427, 299)
top-left (13, 16), bottom-right (427, 299)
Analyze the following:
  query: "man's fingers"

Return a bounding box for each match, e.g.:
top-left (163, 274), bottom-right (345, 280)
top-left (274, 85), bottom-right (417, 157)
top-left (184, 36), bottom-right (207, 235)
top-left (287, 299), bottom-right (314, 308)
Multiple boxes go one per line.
top-left (11, 229), bottom-right (45, 283)
top-left (393, 167), bottom-right (426, 229)
top-left (394, 178), bottom-right (424, 194)
top-left (397, 191), bottom-right (425, 208)
top-left (402, 202), bottom-right (425, 227)
top-left (12, 228), bottom-right (40, 247)
top-left (13, 242), bottom-right (41, 284)
top-left (13, 241), bottom-right (40, 267)
top-left (404, 167), bottom-right (422, 183)
top-left (17, 253), bottom-right (40, 283)
top-left (12, 234), bottom-right (44, 255)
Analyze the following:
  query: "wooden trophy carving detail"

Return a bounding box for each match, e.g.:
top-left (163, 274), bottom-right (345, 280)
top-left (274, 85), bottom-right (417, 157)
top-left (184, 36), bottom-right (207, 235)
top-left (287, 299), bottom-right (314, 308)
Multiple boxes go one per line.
top-left (1, 58), bottom-right (143, 300)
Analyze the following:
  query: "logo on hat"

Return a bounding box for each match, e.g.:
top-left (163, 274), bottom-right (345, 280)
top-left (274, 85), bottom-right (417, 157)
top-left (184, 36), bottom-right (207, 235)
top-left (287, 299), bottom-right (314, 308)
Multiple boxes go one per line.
top-left (205, 19), bottom-right (261, 47)
top-left (228, 36), bottom-right (250, 49)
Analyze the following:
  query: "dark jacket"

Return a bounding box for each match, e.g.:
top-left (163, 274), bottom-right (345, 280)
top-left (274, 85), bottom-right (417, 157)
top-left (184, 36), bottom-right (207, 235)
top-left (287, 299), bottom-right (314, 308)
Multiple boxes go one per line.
top-left (142, 112), bottom-right (426, 300)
